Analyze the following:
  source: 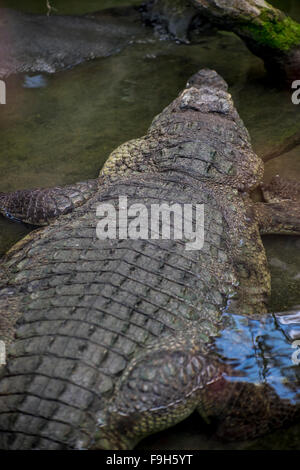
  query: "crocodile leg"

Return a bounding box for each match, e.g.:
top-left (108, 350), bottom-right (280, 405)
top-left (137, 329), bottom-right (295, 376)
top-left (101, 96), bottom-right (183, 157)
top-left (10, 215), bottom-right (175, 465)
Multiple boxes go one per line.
top-left (93, 330), bottom-right (223, 450)
top-left (261, 175), bottom-right (300, 204)
top-left (254, 176), bottom-right (300, 235)
top-left (0, 179), bottom-right (99, 225)
top-left (254, 201), bottom-right (300, 235)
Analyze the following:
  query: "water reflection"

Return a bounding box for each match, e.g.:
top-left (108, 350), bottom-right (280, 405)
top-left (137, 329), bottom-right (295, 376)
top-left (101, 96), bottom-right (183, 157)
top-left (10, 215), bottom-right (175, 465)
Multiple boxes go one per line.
top-left (23, 74), bottom-right (48, 89)
top-left (216, 312), bottom-right (300, 403)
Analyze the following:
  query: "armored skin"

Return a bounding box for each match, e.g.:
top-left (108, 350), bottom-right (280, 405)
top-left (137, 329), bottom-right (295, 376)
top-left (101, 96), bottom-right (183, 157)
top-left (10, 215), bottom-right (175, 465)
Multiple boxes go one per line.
top-left (0, 70), bottom-right (299, 449)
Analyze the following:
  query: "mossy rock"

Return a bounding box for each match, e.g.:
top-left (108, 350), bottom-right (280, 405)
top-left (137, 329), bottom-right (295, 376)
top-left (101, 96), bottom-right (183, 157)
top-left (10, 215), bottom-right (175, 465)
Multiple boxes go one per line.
top-left (241, 9), bottom-right (300, 51)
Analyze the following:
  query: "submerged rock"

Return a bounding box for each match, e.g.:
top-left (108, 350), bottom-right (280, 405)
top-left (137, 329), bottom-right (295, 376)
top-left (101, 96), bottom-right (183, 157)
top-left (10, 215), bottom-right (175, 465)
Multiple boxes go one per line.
top-left (0, 7), bottom-right (152, 78)
top-left (142, 0), bottom-right (202, 42)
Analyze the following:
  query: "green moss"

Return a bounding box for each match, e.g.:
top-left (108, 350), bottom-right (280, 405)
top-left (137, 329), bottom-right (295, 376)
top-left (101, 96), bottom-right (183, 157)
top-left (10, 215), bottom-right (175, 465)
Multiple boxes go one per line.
top-left (241, 10), bottom-right (300, 51)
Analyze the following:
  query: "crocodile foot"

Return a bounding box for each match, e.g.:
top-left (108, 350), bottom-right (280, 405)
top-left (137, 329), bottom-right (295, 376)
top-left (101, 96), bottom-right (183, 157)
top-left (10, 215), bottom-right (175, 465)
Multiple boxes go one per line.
top-left (254, 176), bottom-right (300, 235)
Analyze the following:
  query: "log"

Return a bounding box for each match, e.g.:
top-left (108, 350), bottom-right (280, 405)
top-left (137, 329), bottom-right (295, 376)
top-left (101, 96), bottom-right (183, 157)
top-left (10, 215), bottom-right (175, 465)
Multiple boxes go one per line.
top-left (147, 0), bottom-right (300, 84)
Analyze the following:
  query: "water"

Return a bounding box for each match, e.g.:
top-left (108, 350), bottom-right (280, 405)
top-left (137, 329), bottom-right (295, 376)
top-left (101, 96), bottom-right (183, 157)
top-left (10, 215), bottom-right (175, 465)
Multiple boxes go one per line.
top-left (0, 0), bottom-right (142, 14)
top-left (0, 0), bottom-right (299, 449)
top-left (216, 312), bottom-right (300, 402)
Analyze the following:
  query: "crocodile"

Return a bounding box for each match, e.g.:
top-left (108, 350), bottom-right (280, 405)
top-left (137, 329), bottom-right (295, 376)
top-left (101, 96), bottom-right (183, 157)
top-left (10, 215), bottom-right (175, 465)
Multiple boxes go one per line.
top-left (0, 69), bottom-right (300, 450)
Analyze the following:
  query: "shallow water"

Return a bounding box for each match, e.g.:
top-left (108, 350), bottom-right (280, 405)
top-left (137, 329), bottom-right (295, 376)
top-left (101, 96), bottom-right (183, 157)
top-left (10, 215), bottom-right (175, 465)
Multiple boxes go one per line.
top-left (0, 0), bottom-right (142, 15)
top-left (0, 0), bottom-right (299, 450)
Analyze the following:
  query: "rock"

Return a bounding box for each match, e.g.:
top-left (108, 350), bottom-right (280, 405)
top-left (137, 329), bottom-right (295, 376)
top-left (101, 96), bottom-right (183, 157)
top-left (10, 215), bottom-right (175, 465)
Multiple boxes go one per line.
top-left (0, 7), bottom-right (152, 78)
top-left (147, 0), bottom-right (300, 83)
